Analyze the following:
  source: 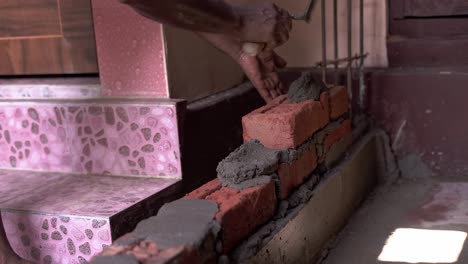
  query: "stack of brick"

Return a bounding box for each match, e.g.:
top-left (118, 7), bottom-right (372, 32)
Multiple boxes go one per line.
top-left (90, 74), bottom-right (352, 264)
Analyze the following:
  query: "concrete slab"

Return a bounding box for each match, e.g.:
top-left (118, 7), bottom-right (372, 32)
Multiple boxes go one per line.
top-left (321, 178), bottom-right (468, 264)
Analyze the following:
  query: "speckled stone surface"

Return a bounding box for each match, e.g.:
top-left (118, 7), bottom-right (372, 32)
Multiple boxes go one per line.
top-left (92, 0), bottom-right (168, 97)
top-left (0, 101), bottom-right (182, 177)
top-left (0, 170), bottom-right (179, 264)
top-left (0, 98), bottom-right (184, 263)
top-left (0, 78), bottom-right (101, 99)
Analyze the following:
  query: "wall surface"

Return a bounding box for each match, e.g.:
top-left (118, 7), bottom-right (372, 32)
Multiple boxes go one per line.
top-left (228, 0), bottom-right (387, 68)
top-left (164, 27), bottom-right (245, 101)
top-left (92, 0), bottom-right (169, 97)
top-left (272, 0), bottom-right (388, 68)
top-left (165, 0), bottom-right (387, 100)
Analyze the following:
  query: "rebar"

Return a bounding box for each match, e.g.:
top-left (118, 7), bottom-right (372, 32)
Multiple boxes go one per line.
top-left (333, 0), bottom-right (339, 85)
top-left (359, 0), bottom-right (366, 111)
top-left (347, 0), bottom-right (353, 102)
top-left (321, 0), bottom-right (327, 83)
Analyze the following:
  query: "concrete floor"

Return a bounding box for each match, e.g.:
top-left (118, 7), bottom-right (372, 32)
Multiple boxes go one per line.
top-left (321, 177), bottom-right (468, 264)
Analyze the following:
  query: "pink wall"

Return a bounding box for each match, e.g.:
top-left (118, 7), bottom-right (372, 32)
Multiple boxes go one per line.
top-left (92, 0), bottom-right (168, 97)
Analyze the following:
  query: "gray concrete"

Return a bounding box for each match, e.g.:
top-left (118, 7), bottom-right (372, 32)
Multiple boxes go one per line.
top-left (134, 199), bottom-right (218, 249)
top-left (248, 131), bottom-right (383, 264)
top-left (217, 140), bottom-right (280, 186)
top-left (321, 178), bottom-right (468, 264)
top-left (287, 71), bottom-right (327, 103)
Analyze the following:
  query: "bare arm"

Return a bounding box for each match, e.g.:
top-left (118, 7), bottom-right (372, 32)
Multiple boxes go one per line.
top-left (199, 32), bottom-right (287, 102)
top-left (121, 0), bottom-right (293, 102)
top-left (121, 0), bottom-right (291, 47)
top-left (121, 0), bottom-right (241, 35)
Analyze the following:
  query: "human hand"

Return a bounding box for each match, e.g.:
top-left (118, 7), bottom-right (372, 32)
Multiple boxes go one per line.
top-left (234, 3), bottom-right (292, 50)
top-left (237, 50), bottom-right (287, 102)
top-left (198, 32), bottom-right (287, 102)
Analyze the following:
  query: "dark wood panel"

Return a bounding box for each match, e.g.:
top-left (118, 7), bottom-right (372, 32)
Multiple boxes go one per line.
top-left (0, 36), bottom-right (97, 74)
top-left (0, 0), bottom-right (98, 75)
top-left (390, 18), bottom-right (468, 38)
top-left (60, 0), bottom-right (95, 37)
top-left (388, 37), bottom-right (468, 67)
top-left (404, 0), bottom-right (468, 17)
top-left (389, 0), bottom-right (468, 38)
top-left (389, 0), bottom-right (405, 19)
top-left (0, 0), bottom-right (61, 38)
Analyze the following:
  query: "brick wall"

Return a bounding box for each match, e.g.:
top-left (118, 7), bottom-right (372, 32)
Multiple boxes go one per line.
top-left (91, 83), bottom-right (352, 264)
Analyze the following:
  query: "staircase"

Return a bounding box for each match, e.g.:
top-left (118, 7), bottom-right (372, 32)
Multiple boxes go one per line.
top-left (0, 83), bottom-right (184, 263)
top-left (369, 1), bottom-right (468, 178)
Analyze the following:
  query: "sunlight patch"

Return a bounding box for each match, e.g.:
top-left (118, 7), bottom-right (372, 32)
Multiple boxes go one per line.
top-left (378, 228), bottom-right (466, 263)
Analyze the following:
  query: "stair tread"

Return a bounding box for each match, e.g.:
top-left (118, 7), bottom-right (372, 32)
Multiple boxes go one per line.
top-left (0, 170), bottom-right (178, 217)
top-left (387, 36), bottom-right (468, 67)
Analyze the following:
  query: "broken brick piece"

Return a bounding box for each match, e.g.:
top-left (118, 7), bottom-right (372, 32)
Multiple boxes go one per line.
top-left (192, 180), bottom-right (277, 253)
top-left (277, 145), bottom-right (318, 199)
top-left (243, 95), bottom-right (329, 149)
top-left (329, 86), bottom-right (349, 119)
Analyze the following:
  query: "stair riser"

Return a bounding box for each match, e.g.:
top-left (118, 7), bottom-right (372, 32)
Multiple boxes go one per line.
top-left (388, 38), bottom-right (468, 67)
top-left (0, 101), bottom-right (182, 177)
top-left (2, 211), bottom-right (111, 264)
top-left (370, 71), bottom-right (468, 177)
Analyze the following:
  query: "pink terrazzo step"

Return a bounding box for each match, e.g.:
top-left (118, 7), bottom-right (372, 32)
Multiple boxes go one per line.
top-left (0, 170), bottom-right (179, 264)
top-left (0, 99), bottom-right (184, 178)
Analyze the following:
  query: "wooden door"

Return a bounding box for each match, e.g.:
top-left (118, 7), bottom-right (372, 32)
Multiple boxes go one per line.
top-left (402, 0), bottom-right (468, 17)
top-left (0, 0), bottom-right (98, 75)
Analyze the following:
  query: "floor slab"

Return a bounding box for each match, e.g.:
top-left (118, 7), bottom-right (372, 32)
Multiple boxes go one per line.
top-left (0, 170), bottom-right (177, 217)
top-left (322, 178), bottom-right (468, 264)
top-left (0, 170), bottom-right (179, 263)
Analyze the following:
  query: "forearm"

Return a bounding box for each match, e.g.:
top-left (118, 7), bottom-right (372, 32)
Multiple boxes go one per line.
top-left (197, 32), bottom-right (242, 60)
top-left (121, 0), bottom-right (241, 35)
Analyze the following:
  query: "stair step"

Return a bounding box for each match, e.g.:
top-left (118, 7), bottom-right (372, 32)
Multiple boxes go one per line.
top-left (0, 169), bottom-right (179, 263)
top-left (369, 68), bottom-right (468, 178)
top-left (0, 99), bottom-right (184, 178)
top-left (390, 18), bottom-right (468, 39)
top-left (0, 78), bottom-right (100, 99)
top-left (387, 37), bottom-right (468, 67)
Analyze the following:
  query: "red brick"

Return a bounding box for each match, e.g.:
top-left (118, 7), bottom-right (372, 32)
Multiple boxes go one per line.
top-left (277, 145), bottom-right (318, 199)
top-left (203, 181), bottom-right (277, 253)
top-left (330, 86), bottom-right (349, 119)
top-left (243, 95), bottom-right (329, 149)
top-left (184, 179), bottom-right (222, 200)
top-left (324, 119), bottom-right (352, 152)
top-left (320, 91), bottom-right (330, 118)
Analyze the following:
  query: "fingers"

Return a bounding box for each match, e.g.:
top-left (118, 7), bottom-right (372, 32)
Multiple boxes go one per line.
top-left (237, 49), bottom-right (286, 103)
top-left (257, 83), bottom-right (274, 102)
top-left (237, 3), bottom-right (293, 50)
top-left (273, 52), bottom-right (287, 68)
top-left (265, 73), bottom-right (280, 98)
top-left (258, 52), bottom-right (275, 72)
top-left (258, 51), bottom-right (287, 72)
top-left (251, 73), bottom-right (274, 102)
top-left (277, 81), bottom-right (286, 94)
top-left (267, 21), bottom-right (290, 50)
top-left (267, 5), bottom-right (292, 49)
top-left (238, 55), bottom-right (273, 102)
top-left (258, 51), bottom-right (287, 97)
